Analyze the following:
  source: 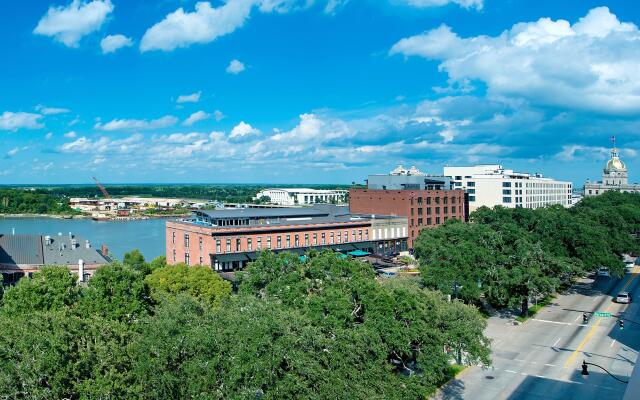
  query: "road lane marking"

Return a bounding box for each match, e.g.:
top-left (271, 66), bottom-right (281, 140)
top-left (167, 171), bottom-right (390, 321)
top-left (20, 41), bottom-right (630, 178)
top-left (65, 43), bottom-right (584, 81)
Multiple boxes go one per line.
top-left (531, 318), bottom-right (572, 325)
top-left (544, 363), bottom-right (556, 367)
top-left (574, 314), bottom-right (581, 321)
top-left (610, 339), bottom-right (616, 348)
top-left (563, 271), bottom-right (640, 369)
top-left (505, 370), bottom-right (517, 374)
top-left (553, 337), bottom-right (561, 347)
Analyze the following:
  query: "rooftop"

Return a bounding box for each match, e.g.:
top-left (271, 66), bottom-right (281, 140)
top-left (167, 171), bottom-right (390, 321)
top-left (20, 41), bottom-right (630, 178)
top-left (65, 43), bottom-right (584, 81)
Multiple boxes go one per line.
top-left (0, 233), bottom-right (109, 267)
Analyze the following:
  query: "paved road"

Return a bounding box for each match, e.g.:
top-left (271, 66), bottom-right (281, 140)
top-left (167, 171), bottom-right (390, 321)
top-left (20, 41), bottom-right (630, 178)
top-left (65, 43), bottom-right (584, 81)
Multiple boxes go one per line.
top-left (436, 267), bottom-right (640, 400)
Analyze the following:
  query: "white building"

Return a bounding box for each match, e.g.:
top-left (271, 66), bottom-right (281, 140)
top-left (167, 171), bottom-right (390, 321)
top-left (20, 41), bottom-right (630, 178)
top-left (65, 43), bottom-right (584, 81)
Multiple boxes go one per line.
top-left (254, 188), bottom-right (347, 206)
top-left (443, 165), bottom-right (573, 211)
top-left (584, 144), bottom-right (640, 196)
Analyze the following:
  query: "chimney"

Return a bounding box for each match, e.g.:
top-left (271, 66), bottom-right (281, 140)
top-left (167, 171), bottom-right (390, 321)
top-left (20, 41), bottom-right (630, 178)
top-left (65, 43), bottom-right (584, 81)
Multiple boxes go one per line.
top-left (78, 259), bottom-right (85, 283)
top-left (85, 240), bottom-right (91, 249)
top-left (101, 244), bottom-right (109, 257)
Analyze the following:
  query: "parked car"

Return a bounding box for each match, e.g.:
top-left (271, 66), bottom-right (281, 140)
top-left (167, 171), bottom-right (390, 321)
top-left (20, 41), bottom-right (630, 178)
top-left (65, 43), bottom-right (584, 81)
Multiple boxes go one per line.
top-left (616, 292), bottom-right (632, 304)
top-left (625, 262), bottom-right (635, 272)
top-left (597, 267), bottom-right (610, 277)
top-left (380, 271), bottom-right (397, 279)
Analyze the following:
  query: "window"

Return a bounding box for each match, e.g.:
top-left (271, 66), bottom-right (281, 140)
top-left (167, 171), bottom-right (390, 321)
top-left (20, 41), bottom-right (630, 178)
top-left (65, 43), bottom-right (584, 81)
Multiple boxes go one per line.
top-left (216, 240), bottom-right (221, 253)
top-left (313, 234), bottom-right (318, 245)
top-left (469, 195), bottom-right (476, 202)
top-left (236, 238), bottom-right (241, 251)
top-left (344, 230), bottom-right (349, 242)
top-left (295, 235), bottom-right (300, 247)
top-left (503, 197), bottom-right (512, 203)
top-left (418, 218), bottom-right (423, 225)
top-left (467, 181), bottom-right (475, 187)
top-left (435, 207), bottom-right (440, 214)
top-left (417, 197), bottom-right (423, 205)
top-left (338, 232), bottom-right (342, 243)
top-left (199, 237), bottom-right (203, 250)
top-left (455, 176), bottom-right (462, 180)
top-left (184, 234), bottom-right (190, 248)
top-left (352, 230), bottom-right (356, 242)
top-left (426, 218), bottom-right (432, 225)
top-left (435, 197), bottom-right (440, 204)
top-left (247, 238), bottom-right (253, 251)
top-left (426, 197), bottom-right (432, 205)
top-left (305, 234), bottom-right (309, 246)
top-left (467, 189), bottom-right (476, 194)
top-left (411, 208), bottom-right (414, 216)
top-left (426, 207), bottom-right (432, 215)
top-left (358, 229), bottom-right (363, 240)
top-left (417, 208), bottom-right (423, 216)
top-left (444, 207), bottom-right (448, 214)
top-left (321, 233), bottom-right (326, 245)
top-left (172, 249), bottom-right (176, 262)
top-left (257, 237), bottom-right (262, 249)
top-left (365, 230), bottom-right (369, 240)
top-left (443, 197), bottom-right (448, 205)
top-left (172, 232), bottom-right (175, 244)
top-left (277, 236), bottom-right (282, 249)
top-left (226, 239), bottom-right (231, 252)
top-left (185, 253), bottom-right (190, 266)
top-left (502, 182), bottom-right (512, 187)
top-left (267, 237), bottom-right (272, 249)
top-left (286, 235), bottom-right (291, 248)
top-left (199, 256), bottom-right (203, 265)
top-left (435, 217), bottom-right (441, 224)
top-left (502, 189), bottom-right (512, 195)
top-left (330, 232), bottom-right (335, 244)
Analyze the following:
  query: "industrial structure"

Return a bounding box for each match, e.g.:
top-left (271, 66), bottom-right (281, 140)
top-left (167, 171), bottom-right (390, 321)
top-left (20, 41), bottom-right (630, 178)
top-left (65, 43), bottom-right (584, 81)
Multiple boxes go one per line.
top-left (443, 165), bottom-right (573, 212)
top-left (166, 205), bottom-right (408, 271)
top-left (0, 232), bottom-right (110, 284)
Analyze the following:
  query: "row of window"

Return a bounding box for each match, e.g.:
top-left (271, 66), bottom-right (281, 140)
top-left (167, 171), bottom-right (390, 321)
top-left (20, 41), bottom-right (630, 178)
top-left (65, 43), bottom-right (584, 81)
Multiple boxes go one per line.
top-left (212, 229), bottom-right (369, 253)
top-left (410, 216), bottom-right (456, 227)
top-left (411, 196), bottom-right (459, 205)
top-left (410, 206), bottom-right (462, 216)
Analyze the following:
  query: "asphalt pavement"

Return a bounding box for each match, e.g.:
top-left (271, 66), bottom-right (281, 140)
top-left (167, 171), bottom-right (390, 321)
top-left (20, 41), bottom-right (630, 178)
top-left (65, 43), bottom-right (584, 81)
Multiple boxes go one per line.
top-left (435, 267), bottom-right (640, 400)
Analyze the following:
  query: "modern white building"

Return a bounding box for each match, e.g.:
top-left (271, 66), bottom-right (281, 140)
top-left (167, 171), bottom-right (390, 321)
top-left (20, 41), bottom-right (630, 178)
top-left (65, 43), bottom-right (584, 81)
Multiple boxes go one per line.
top-left (443, 165), bottom-right (573, 211)
top-left (254, 188), bottom-right (348, 206)
top-left (584, 144), bottom-right (640, 197)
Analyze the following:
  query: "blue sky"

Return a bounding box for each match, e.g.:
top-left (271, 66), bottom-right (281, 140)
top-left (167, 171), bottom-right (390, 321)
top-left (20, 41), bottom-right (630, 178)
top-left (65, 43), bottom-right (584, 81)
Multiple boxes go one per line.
top-left (1, 0), bottom-right (639, 185)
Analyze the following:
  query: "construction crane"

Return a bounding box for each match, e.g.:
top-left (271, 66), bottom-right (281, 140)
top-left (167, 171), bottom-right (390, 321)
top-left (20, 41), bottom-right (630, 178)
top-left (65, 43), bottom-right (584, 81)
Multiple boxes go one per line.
top-left (92, 177), bottom-right (112, 199)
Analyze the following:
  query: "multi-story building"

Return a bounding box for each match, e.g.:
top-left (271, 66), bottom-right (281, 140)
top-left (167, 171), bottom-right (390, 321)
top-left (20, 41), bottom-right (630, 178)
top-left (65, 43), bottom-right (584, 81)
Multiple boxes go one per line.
top-left (254, 188), bottom-right (347, 206)
top-left (166, 205), bottom-right (408, 271)
top-left (350, 166), bottom-right (467, 248)
top-left (0, 232), bottom-right (110, 284)
top-left (584, 144), bottom-right (640, 197)
top-left (443, 165), bottom-right (572, 212)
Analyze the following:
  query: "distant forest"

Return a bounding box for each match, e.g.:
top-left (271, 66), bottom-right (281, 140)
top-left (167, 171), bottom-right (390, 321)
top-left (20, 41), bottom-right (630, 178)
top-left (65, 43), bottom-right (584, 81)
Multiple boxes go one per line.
top-left (0, 184), bottom-right (353, 214)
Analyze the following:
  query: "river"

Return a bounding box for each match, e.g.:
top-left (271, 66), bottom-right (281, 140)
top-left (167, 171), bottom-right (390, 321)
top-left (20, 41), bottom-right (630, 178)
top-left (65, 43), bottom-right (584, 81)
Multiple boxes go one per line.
top-left (0, 217), bottom-right (170, 261)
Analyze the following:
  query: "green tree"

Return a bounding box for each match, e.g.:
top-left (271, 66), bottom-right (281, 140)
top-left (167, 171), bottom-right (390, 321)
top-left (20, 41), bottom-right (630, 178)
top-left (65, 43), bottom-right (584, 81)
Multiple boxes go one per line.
top-left (1, 266), bottom-right (78, 315)
top-left (148, 255), bottom-right (167, 272)
top-left (123, 249), bottom-right (150, 275)
top-left (77, 262), bottom-right (150, 322)
top-left (145, 264), bottom-right (231, 307)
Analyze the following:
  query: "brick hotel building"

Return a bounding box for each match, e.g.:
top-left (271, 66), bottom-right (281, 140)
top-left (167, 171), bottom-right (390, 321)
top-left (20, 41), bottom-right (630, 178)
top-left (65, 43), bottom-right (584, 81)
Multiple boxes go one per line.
top-left (349, 165), bottom-right (468, 248)
top-left (166, 205), bottom-right (408, 271)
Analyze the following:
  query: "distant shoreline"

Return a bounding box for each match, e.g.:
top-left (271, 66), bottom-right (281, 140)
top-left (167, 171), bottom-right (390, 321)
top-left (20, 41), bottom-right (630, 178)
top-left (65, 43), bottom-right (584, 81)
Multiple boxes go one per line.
top-left (0, 213), bottom-right (87, 219)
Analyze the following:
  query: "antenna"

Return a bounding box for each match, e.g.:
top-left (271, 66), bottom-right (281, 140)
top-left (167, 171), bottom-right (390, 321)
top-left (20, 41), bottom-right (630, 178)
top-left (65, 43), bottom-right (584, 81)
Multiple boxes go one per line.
top-left (611, 135), bottom-right (616, 148)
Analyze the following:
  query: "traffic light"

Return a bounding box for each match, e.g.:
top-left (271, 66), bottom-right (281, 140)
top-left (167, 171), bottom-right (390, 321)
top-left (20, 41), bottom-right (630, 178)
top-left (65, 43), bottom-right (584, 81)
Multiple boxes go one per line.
top-left (583, 313), bottom-right (588, 324)
top-left (581, 360), bottom-right (589, 376)
top-left (619, 319), bottom-right (624, 330)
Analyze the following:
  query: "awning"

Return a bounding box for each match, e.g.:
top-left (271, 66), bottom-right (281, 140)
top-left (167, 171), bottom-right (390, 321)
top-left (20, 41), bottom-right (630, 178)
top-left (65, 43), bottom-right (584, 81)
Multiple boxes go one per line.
top-left (347, 250), bottom-right (370, 257)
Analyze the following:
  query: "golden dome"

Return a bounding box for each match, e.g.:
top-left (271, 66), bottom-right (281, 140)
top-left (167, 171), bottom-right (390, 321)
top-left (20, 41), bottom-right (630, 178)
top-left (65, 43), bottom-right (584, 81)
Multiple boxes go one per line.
top-left (606, 157), bottom-right (626, 172)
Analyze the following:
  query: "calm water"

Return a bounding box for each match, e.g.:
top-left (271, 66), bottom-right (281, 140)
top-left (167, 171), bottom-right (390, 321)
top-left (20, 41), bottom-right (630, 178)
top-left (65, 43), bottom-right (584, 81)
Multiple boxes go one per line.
top-left (0, 217), bottom-right (170, 261)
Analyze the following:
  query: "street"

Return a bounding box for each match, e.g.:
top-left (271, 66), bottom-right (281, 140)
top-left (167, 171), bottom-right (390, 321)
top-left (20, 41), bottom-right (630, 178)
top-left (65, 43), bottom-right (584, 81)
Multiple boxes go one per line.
top-left (436, 267), bottom-right (640, 400)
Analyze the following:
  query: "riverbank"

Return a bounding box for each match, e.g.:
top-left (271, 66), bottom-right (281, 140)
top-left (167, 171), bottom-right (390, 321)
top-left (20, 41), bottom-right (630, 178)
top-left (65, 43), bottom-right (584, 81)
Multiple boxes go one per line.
top-left (0, 213), bottom-right (87, 219)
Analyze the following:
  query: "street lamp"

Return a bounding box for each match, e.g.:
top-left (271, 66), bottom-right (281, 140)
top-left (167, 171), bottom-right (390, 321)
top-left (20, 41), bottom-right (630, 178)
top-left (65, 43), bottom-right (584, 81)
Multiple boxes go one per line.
top-left (581, 360), bottom-right (629, 384)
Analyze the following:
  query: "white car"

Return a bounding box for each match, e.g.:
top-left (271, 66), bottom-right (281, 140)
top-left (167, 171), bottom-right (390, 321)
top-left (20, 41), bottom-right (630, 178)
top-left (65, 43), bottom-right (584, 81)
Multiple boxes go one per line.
top-left (616, 292), bottom-right (632, 304)
top-left (625, 262), bottom-right (635, 272)
top-left (597, 267), bottom-right (610, 277)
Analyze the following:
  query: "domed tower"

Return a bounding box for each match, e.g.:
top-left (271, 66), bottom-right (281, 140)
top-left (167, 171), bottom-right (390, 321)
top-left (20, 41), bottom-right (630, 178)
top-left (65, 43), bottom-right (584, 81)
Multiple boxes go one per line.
top-left (603, 145), bottom-right (628, 186)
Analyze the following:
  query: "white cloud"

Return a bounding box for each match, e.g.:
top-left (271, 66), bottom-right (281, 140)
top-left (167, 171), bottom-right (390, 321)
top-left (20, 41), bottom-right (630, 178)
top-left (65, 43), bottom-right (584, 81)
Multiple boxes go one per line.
top-left (183, 111), bottom-right (210, 126)
top-left (100, 34), bottom-right (133, 54)
top-left (324, 0), bottom-right (348, 14)
top-left (45, 132), bottom-right (54, 140)
top-left (391, 7), bottom-right (640, 115)
top-left (35, 105), bottom-right (71, 115)
top-left (60, 134), bottom-right (143, 154)
top-left (177, 91), bottom-right (201, 103)
top-left (94, 115), bottom-right (178, 131)
top-left (6, 148), bottom-right (19, 157)
top-left (226, 59), bottom-right (246, 74)
top-left (0, 112), bottom-right (44, 131)
top-left (64, 131), bottom-right (77, 138)
top-left (214, 110), bottom-right (225, 121)
top-left (229, 121), bottom-right (261, 140)
top-left (140, 1), bottom-right (255, 52)
top-left (397, 0), bottom-right (482, 10)
top-left (33, 0), bottom-right (114, 47)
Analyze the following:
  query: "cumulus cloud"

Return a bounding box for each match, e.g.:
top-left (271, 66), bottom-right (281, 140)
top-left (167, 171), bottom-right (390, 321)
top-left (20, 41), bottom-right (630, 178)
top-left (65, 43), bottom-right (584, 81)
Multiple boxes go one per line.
top-left (35, 105), bottom-right (70, 115)
top-left (94, 115), bottom-right (178, 131)
top-left (183, 111), bottom-right (210, 126)
top-left (229, 121), bottom-right (261, 140)
top-left (34, 0), bottom-right (114, 47)
top-left (64, 131), bottom-right (77, 138)
top-left (391, 7), bottom-right (640, 115)
top-left (177, 92), bottom-right (201, 103)
top-left (6, 148), bottom-right (20, 157)
top-left (59, 134), bottom-right (143, 153)
top-left (0, 112), bottom-right (44, 131)
top-left (226, 59), bottom-right (246, 74)
top-left (397, 0), bottom-right (482, 10)
top-left (100, 34), bottom-right (133, 53)
top-left (140, 1), bottom-right (255, 52)
top-left (214, 110), bottom-right (225, 121)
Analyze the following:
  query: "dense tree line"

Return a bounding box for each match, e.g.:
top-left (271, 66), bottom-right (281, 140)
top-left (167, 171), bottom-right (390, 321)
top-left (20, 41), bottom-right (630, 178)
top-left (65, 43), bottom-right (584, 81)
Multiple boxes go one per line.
top-left (0, 250), bottom-right (489, 399)
top-left (415, 191), bottom-right (640, 316)
top-left (0, 189), bottom-right (76, 215)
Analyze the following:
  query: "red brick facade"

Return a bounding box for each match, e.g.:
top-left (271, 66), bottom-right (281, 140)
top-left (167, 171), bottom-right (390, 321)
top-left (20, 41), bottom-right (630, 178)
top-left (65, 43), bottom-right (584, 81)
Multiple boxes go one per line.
top-left (349, 189), bottom-right (467, 248)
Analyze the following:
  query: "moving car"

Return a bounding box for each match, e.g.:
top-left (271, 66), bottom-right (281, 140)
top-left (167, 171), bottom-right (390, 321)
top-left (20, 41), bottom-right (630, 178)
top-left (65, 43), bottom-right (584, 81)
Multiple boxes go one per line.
top-left (597, 267), bottom-right (610, 277)
top-left (616, 292), bottom-right (632, 304)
